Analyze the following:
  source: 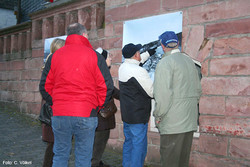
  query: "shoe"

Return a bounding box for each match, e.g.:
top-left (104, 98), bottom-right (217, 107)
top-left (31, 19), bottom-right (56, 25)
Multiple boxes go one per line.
top-left (99, 161), bottom-right (110, 167)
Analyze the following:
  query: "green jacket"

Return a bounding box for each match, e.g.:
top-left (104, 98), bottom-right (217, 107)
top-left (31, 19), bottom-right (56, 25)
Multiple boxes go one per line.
top-left (153, 49), bottom-right (202, 134)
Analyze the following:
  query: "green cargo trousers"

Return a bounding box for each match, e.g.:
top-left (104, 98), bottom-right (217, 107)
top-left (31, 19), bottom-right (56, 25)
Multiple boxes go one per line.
top-left (160, 131), bottom-right (194, 167)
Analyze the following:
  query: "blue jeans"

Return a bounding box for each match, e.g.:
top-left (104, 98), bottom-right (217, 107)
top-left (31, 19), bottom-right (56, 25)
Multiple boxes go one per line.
top-left (52, 116), bottom-right (97, 167)
top-left (122, 122), bottom-right (148, 167)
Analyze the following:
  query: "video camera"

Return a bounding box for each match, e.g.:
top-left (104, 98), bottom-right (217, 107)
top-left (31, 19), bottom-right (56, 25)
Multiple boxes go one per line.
top-left (140, 40), bottom-right (161, 54)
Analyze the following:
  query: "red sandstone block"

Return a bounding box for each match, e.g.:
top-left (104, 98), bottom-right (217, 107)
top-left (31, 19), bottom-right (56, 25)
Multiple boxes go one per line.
top-left (114, 22), bottom-right (123, 36)
top-left (32, 49), bottom-right (44, 58)
top-left (53, 14), bottom-right (66, 36)
top-left (147, 132), bottom-right (160, 145)
top-left (11, 60), bottom-right (25, 71)
top-left (69, 11), bottom-right (78, 27)
top-left (198, 134), bottom-right (228, 156)
top-left (0, 37), bottom-right (3, 54)
top-left (22, 92), bottom-right (35, 102)
top-left (34, 92), bottom-right (42, 103)
top-left (42, 17), bottom-right (54, 39)
top-left (105, 0), bottom-right (160, 23)
top-left (229, 138), bottom-right (250, 160)
top-left (188, 0), bottom-right (250, 25)
top-left (110, 127), bottom-right (119, 139)
top-left (110, 49), bottom-right (122, 63)
top-left (146, 145), bottom-right (160, 164)
top-left (25, 58), bottom-right (43, 70)
top-left (199, 115), bottom-right (250, 137)
top-left (32, 39), bottom-right (44, 49)
top-left (18, 33), bottom-right (26, 51)
top-left (210, 57), bottom-right (250, 76)
top-left (19, 102), bottom-right (27, 113)
top-left (191, 137), bottom-right (199, 151)
top-left (104, 37), bottom-right (122, 50)
top-left (8, 71), bottom-right (21, 81)
top-left (107, 138), bottom-right (124, 150)
top-left (28, 69), bottom-right (42, 80)
top-left (11, 35), bottom-right (18, 53)
top-left (199, 96), bottom-right (225, 115)
top-left (25, 81), bottom-right (39, 91)
top-left (10, 81), bottom-right (25, 91)
top-left (27, 102), bottom-right (41, 115)
top-left (181, 26), bottom-right (189, 52)
top-left (197, 39), bottom-right (213, 63)
top-left (190, 152), bottom-right (250, 167)
top-left (113, 78), bottom-right (119, 90)
top-left (110, 64), bottom-right (119, 78)
top-left (105, 0), bottom-right (126, 9)
top-left (226, 97), bottom-right (250, 117)
top-left (78, 8), bottom-right (91, 30)
top-left (105, 23), bottom-right (114, 37)
top-left (0, 62), bottom-right (6, 71)
top-left (184, 25), bottom-right (204, 59)
top-left (97, 29), bottom-right (105, 38)
top-left (115, 110), bottom-right (122, 124)
top-left (162, 0), bottom-right (205, 10)
top-left (26, 31), bottom-right (31, 50)
top-left (206, 18), bottom-right (250, 38)
top-left (201, 77), bottom-right (250, 96)
top-left (213, 37), bottom-right (250, 56)
top-left (96, 5), bottom-right (105, 29)
top-left (32, 20), bottom-right (42, 41)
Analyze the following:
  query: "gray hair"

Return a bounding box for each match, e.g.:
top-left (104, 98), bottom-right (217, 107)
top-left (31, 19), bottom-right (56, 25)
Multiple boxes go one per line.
top-left (66, 23), bottom-right (87, 36)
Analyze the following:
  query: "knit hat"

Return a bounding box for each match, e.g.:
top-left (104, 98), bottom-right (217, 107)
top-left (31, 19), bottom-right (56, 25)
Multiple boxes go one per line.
top-left (122, 43), bottom-right (142, 58)
top-left (96, 47), bottom-right (108, 60)
top-left (159, 31), bottom-right (178, 48)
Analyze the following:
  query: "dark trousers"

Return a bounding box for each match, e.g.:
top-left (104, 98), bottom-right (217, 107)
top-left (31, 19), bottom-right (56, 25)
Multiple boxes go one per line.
top-left (91, 130), bottom-right (110, 166)
top-left (43, 142), bottom-right (54, 167)
top-left (160, 131), bottom-right (194, 167)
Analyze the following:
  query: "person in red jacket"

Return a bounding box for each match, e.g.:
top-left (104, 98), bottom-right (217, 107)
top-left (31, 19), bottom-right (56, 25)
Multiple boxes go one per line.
top-left (39, 23), bottom-right (114, 167)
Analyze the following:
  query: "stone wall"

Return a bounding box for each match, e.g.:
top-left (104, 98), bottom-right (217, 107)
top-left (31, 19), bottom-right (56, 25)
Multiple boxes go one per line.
top-left (0, 0), bottom-right (249, 166)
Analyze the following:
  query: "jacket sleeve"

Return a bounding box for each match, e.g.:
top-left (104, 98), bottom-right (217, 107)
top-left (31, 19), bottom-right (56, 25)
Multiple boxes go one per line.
top-left (136, 67), bottom-right (154, 98)
top-left (153, 60), bottom-right (173, 122)
top-left (95, 51), bottom-right (114, 107)
top-left (112, 86), bottom-right (120, 100)
top-left (39, 55), bottom-right (54, 106)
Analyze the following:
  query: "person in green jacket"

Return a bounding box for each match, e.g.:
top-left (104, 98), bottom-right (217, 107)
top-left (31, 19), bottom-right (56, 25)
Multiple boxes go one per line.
top-left (153, 31), bottom-right (202, 167)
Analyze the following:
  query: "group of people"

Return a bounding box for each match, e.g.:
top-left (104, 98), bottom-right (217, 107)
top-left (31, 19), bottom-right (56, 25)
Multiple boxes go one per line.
top-left (39, 22), bottom-right (201, 167)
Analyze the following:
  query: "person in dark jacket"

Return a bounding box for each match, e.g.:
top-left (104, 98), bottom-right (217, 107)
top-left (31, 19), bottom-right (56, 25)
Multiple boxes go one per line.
top-left (119, 43), bottom-right (154, 167)
top-left (39, 23), bottom-right (114, 167)
top-left (91, 48), bottom-right (120, 167)
top-left (41, 38), bottom-right (65, 167)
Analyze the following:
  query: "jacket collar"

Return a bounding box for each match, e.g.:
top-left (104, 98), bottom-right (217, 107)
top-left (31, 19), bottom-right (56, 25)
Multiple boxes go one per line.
top-left (162, 48), bottom-right (180, 58)
top-left (124, 58), bottom-right (140, 65)
top-left (65, 34), bottom-right (93, 48)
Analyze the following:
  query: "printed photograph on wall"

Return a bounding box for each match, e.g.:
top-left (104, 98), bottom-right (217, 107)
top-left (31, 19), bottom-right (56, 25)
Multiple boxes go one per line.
top-left (43, 35), bottom-right (67, 63)
top-left (123, 11), bottom-right (183, 81)
top-left (122, 11), bottom-right (183, 132)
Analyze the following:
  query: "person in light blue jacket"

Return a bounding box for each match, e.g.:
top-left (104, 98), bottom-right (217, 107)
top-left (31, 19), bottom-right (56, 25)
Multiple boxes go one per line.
top-left (153, 31), bottom-right (202, 167)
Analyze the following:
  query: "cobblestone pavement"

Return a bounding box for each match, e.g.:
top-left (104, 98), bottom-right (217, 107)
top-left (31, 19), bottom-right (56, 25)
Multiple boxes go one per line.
top-left (0, 108), bottom-right (123, 167)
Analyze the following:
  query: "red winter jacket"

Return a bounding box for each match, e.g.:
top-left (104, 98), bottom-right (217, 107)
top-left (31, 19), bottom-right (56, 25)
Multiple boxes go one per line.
top-left (39, 34), bottom-right (114, 117)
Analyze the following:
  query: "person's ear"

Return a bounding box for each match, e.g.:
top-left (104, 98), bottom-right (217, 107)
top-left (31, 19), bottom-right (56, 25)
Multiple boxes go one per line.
top-left (82, 32), bottom-right (88, 39)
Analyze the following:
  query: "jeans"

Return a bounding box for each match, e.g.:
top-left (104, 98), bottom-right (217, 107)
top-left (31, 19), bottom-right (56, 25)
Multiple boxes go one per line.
top-left (52, 116), bottom-right (97, 167)
top-left (122, 122), bottom-right (148, 167)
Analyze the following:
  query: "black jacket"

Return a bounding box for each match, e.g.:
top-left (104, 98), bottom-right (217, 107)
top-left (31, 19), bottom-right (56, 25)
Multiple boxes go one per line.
top-left (119, 77), bottom-right (152, 124)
